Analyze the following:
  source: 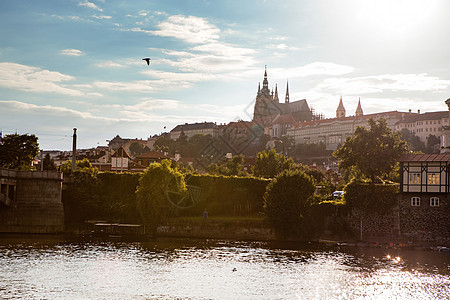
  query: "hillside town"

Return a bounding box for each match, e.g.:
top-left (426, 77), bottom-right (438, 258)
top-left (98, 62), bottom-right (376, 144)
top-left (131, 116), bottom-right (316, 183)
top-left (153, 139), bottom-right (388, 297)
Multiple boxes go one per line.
top-left (36, 68), bottom-right (450, 174)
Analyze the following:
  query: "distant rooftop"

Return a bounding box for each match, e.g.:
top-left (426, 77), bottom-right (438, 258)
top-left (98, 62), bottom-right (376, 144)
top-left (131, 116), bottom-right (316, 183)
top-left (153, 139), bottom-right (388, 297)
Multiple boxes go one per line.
top-left (171, 122), bottom-right (217, 132)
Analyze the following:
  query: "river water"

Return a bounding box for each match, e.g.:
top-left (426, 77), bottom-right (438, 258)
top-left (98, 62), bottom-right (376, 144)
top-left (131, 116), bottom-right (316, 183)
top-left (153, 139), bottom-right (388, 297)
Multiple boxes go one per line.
top-left (0, 235), bottom-right (449, 299)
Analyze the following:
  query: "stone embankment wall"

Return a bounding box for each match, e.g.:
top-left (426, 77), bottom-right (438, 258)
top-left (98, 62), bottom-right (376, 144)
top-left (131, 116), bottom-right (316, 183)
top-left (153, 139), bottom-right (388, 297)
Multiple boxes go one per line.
top-left (398, 193), bottom-right (449, 246)
top-left (345, 195), bottom-right (449, 247)
top-left (346, 206), bottom-right (400, 245)
top-left (0, 169), bottom-right (64, 233)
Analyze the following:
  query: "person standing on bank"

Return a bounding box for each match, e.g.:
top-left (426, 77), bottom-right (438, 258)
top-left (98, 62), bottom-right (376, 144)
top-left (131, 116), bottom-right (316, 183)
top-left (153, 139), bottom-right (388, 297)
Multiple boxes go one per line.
top-left (203, 209), bottom-right (208, 222)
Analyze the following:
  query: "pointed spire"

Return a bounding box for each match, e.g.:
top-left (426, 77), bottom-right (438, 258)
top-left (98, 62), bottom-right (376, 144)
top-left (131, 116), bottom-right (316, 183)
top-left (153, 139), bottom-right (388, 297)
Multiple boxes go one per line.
top-left (336, 96), bottom-right (346, 118)
top-left (355, 97), bottom-right (363, 117)
top-left (257, 82), bottom-right (260, 94)
top-left (263, 65), bottom-right (269, 90)
top-left (285, 81), bottom-right (290, 103)
top-left (274, 84), bottom-right (279, 103)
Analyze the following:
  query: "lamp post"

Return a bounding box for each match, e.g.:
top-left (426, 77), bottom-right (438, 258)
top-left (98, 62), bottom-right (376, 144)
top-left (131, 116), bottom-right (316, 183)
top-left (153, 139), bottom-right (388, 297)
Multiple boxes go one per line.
top-left (72, 128), bottom-right (77, 171)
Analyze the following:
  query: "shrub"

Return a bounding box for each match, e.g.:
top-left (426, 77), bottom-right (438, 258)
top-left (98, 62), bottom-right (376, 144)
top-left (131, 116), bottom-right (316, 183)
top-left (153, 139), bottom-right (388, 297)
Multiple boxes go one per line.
top-left (136, 160), bottom-right (187, 233)
top-left (263, 169), bottom-right (315, 238)
top-left (343, 181), bottom-right (398, 214)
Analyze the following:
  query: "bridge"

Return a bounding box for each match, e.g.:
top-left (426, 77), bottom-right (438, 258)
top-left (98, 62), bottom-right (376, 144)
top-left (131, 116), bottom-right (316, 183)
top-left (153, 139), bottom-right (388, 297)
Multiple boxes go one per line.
top-left (0, 169), bottom-right (16, 206)
top-left (0, 168), bottom-right (64, 233)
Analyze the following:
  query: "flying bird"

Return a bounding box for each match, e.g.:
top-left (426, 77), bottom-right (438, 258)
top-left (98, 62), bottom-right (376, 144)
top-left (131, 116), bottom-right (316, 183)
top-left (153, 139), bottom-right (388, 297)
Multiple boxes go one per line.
top-left (142, 58), bottom-right (151, 65)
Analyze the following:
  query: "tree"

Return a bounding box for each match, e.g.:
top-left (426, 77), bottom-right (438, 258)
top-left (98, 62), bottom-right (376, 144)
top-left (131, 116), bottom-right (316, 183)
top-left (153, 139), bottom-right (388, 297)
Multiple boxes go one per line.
top-left (136, 160), bottom-right (187, 234)
top-left (426, 134), bottom-right (440, 153)
top-left (129, 141), bottom-right (150, 157)
top-left (153, 136), bottom-right (176, 154)
top-left (334, 118), bottom-right (408, 183)
top-left (253, 149), bottom-right (295, 178)
top-left (400, 128), bottom-right (425, 152)
top-left (257, 134), bottom-right (271, 152)
top-left (59, 158), bottom-right (98, 176)
top-left (43, 153), bottom-right (57, 170)
top-left (0, 133), bottom-right (39, 170)
top-left (264, 169), bottom-right (315, 237)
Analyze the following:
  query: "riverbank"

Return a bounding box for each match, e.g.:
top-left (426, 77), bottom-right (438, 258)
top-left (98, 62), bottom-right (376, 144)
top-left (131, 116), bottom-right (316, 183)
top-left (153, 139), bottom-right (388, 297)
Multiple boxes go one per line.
top-left (157, 216), bottom-right (276, 241)
top-left (62, 215), bottom-right (449, 249)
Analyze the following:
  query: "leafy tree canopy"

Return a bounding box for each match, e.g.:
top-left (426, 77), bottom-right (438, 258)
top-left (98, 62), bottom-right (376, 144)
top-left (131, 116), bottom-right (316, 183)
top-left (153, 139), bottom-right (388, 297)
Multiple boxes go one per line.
top-left (264, 169), bottom-right (315, 237)
top-left (59, 158), bottom-right (98, 178)
top-left (136, 160), bottom-right (187, 234)
top-left (206, 154), bottom-right (248, 176)
top-left (129, 141), bottom-right (150, 157)
top-left (43, 153), bottom-right (57, 170)
top-left (253, 149), bottom-right (295, 178)
top-left (333, 118), bottom-right (408, 183)
top-left (426, 134), bottom-right (440, 153)
top-left (400, 128), bottom-right (425, 153)
top-left (0, 133), bottom-right (39, 170)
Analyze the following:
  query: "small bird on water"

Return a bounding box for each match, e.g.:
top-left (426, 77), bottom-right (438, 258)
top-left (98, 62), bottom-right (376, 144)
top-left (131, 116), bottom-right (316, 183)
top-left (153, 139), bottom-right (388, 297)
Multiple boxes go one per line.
top-left (142, 58), bottom-right (151, 65)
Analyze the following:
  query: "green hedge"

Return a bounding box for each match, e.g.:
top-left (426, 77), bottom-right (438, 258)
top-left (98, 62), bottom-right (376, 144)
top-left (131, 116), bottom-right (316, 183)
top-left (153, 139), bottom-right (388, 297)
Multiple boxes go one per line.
top-left (181, 174), bottom-right (270, 217)
top-left (343, 181), bottom-right (399, 214)
top-left (63, 171), bottom-right (270, 225)
top-left (63, 171), bottom-right (141, 225)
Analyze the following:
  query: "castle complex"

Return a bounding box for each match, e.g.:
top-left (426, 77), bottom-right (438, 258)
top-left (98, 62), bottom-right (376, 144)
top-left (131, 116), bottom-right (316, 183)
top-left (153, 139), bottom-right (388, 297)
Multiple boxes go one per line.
top-left (253, 66), bottom-right (312, 124)
top-left (250, 66), bottom-right (449, 151)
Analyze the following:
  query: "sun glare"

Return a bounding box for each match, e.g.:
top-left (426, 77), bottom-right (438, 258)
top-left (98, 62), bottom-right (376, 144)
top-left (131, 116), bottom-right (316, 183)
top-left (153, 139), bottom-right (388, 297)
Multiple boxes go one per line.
top-left (354, 0), bottom-right (438, 36)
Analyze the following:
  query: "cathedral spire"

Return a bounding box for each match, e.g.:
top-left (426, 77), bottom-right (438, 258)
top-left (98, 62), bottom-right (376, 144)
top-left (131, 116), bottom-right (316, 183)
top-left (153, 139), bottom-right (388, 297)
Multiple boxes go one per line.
top-left (355, 97), bottom-right (363, 117)
top-left (336, 96), bottom-right (346, 118)
top-left (263, 65), bottom-right (269, 90)
top-left (257, 82), bottom-right (260, 94)
top-left (285, 81), bottom-right (290, 103)
top-left (274, 84), bottom-right (279, 103)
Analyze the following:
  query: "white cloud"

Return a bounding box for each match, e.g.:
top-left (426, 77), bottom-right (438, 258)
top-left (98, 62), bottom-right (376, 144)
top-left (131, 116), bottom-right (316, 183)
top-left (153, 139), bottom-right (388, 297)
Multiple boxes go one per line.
top-left (142, 15), bottom-right (220, 44)
top-left (267, 43), bottom-right (316, 52)
top-left (59, 49), bottom-right (84, 56)
top-left (162, 54), bottom-right (256, 73)
top-left (93, 80), bottom-right (157, 93)
top-left (0, 100), bottom-right (109, 121)
top-left (92, 15), bottom-right (112, 19)
top-left (191, 43), bottom-right (255, 57)
top-left (101, 98), bottom-right (246, 123)
top-left (266, 62), bottom-right (355, 81)
top-left (78, 1), bottom-right (103, 12)
top-left (0, 63), bottom-right (84, 96)
top-left (94, 60), bottom-right (127, 68)
top-left (317, 73), bottom-right (450, 95)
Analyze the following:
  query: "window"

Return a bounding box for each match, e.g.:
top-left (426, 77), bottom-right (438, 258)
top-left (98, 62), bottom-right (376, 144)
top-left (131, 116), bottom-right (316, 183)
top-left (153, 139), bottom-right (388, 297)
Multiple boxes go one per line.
top-left (411, 197), bottom-right (420, 206)
top-left (428, 173), bottom-right (440, 185)
top-left (430, 197), bottom-right (439, 207)
top-left (409, 173), bottom-right (421, 184)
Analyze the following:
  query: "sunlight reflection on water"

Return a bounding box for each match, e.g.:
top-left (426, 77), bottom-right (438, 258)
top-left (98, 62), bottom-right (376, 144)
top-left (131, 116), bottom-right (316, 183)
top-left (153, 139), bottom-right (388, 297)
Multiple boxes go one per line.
top-left (0, 237), bottom-right (448, 299)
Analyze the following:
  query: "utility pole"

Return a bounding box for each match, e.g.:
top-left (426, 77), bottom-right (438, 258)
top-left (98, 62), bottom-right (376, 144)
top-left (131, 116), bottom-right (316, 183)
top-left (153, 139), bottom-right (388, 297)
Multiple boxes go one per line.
top-left (72, 128), bottom-right (77, 171)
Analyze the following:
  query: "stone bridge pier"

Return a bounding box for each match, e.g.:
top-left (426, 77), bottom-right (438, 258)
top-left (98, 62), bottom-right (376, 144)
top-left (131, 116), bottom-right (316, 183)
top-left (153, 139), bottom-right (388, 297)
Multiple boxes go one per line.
top-left (0, 169), bottom-right (64, 233)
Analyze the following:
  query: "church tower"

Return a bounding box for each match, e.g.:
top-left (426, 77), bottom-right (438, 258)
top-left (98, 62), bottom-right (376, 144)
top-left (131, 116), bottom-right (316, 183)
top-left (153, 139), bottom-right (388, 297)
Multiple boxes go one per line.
top-left (254, 66), bottom-right (276, 121)
top-left (285, 81), bottom-right (290, 104)
top-left (336, 97), bottom-right (346, 118)
top-left (355, 98), bottom-right (363, 117)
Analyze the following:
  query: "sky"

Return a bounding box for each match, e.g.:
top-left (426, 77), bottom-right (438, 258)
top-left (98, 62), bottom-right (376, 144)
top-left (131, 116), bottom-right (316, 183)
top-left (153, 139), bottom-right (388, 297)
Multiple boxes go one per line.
top-left (1, 0), bottom-right (450, 150)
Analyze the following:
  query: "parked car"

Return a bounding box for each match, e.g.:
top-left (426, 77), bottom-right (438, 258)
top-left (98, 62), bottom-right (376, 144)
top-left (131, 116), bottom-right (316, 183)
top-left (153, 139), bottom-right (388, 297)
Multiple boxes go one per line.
top-left (332, 191), bottom-right (344, 199)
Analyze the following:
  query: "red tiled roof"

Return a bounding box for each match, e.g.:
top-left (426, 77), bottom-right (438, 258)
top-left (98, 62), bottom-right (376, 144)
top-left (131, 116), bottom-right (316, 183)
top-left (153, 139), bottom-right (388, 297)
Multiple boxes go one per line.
top-left (226, 121), bottom-right (254, 128)
top-left (395, 111), bottom-right (447, 124)
top-left (398, 153), bottom-right (450, 162)
top-left (111, 146), bottom-right (131, 159)
top-left (135, 151), bottom-right (170, 159)
top-left (293, 111), bottom-right (405, 128)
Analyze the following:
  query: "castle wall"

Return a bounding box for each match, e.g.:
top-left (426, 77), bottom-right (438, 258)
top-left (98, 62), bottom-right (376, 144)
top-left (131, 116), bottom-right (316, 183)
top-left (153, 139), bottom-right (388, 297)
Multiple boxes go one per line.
top-left (0, 169), bottom-right (64, 233)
